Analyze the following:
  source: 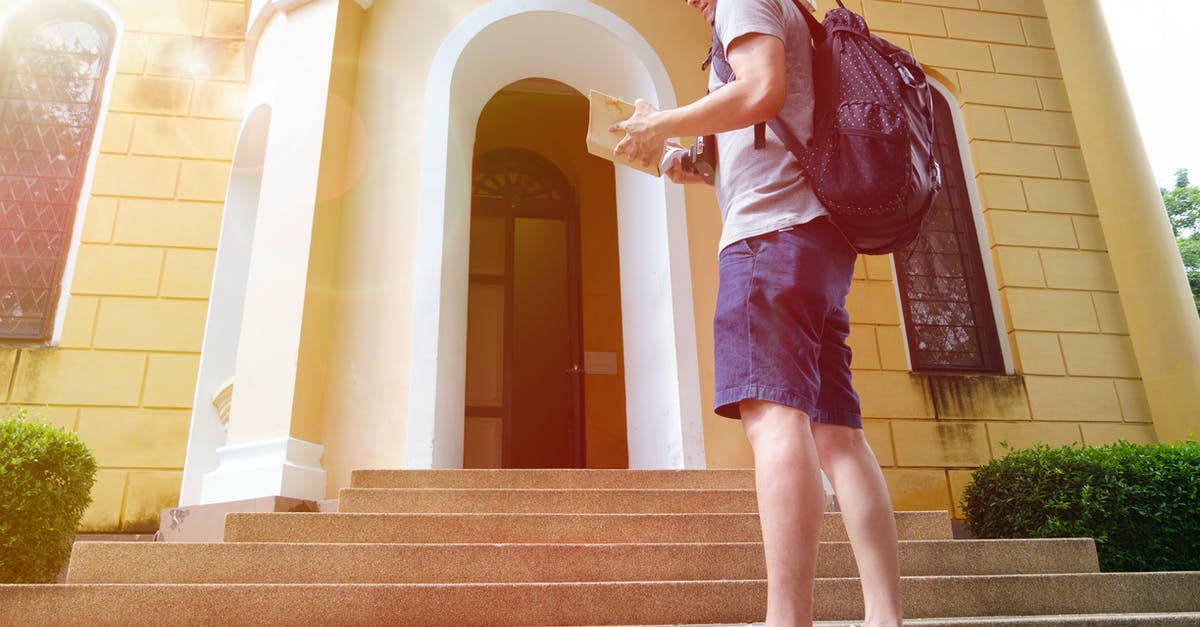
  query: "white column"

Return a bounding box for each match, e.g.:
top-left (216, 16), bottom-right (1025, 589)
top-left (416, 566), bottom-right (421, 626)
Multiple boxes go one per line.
top-left (201, 0), bottom-right (352, 501)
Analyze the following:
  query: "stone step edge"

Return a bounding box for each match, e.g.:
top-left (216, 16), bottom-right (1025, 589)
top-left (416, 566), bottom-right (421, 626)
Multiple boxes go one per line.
top-left (75, 538), bottom-right (1095, 548)
top-left (336, 487), bottom-right (761, 513)
top-left (341, 487), bottom-right (760, 493)
top-left (822, 615), bottom-right (1200, 627)
top-left (810, 614), bottom-right (1200, 627)
top-left (228, 510), bottom-right (947, 519)
top-left (65, 538), bottom-right (1101, 583)
top-left (222, 510), bottom-right (952, 542)
top-left (351, 468), bottom-right (754, 481)
top-left (7, 574), bottom-right (1199, 625)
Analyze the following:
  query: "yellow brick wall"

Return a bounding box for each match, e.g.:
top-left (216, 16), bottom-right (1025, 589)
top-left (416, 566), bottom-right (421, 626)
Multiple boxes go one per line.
top-left (834, 0), bottom-right (1155, 519)
top-left (0, 0), bottom-right (245, 533)
top-left (0, 0), bottom-right (1160, 529)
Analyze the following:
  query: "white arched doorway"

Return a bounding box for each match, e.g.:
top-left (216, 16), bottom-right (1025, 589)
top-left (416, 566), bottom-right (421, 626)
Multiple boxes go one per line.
top-left (406, 0), bottom-right (705, 469)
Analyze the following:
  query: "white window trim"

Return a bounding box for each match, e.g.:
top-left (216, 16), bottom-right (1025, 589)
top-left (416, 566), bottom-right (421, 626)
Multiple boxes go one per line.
top-left (0, 0), bottom-right (124, 347)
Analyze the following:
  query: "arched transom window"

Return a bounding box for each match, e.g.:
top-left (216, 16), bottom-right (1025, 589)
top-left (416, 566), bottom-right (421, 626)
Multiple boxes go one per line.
top-left (0, 5), bottom-right (114, 341)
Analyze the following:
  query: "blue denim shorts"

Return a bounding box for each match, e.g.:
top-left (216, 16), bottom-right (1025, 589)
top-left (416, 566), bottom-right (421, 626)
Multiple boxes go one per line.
top-left (713, 216), bottom-right (862, 428)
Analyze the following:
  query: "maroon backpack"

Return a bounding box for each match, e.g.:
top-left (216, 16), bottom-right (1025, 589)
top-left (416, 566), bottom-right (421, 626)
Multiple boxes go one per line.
top-left (708, 0), bottom-right (942, 254)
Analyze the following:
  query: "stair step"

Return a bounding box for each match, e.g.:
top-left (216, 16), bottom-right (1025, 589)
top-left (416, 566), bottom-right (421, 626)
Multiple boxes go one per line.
top-left (351, 468), bottom-right (756, 489)
top-left (5, 573), bottom-right (1199, 625)
top-left (338, 487), bottom-right (759, 513)
top-left (224, 511), bottom-right (952, 543)
top-left (814, 613), bottom-right (1200, 626)
top-left (66, 538), bottom-right (1099, 584)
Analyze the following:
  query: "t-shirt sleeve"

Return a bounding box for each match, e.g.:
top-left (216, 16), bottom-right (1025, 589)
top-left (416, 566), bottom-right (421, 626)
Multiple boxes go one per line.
top-left (714, 0), bottom-right (786, 58)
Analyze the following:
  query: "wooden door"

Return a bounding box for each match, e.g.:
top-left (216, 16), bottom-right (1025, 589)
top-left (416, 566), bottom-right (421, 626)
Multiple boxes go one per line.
top-left (464, 148), bottom-right (585, 468)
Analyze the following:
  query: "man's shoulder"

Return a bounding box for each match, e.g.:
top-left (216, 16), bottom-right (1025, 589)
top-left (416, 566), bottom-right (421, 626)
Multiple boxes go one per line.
top-left (715, 0), bottom-right (784, 28)
top-left (715, 0), bottom-right (800, 43)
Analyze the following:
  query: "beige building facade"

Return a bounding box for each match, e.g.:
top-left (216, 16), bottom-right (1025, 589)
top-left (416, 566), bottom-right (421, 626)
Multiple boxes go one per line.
top-left (0, 0), bottom-right (1197, 532)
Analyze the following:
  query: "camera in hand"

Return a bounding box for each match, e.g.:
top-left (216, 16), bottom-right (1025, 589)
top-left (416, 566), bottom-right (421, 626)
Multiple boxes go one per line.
top-left (680, 134), bottom-right (717, 184)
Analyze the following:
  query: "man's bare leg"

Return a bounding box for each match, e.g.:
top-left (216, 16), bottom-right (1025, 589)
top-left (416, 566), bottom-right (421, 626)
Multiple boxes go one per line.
top-left (811, 422), bottom-right (902, 626)
top-left (741, 399), bottom-right (825, 627)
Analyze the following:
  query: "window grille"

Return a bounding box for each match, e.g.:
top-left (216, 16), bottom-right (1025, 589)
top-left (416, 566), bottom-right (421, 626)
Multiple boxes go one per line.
top-left (0, 13), bottom-right (112, 340)
top-left (893, 89), bottom-right (1005, 373)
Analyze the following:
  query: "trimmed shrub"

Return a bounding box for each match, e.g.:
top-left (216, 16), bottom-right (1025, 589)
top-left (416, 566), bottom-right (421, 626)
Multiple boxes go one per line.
top-left (962, 440), bottom-right (1200, 572)
top-left (0, 409), bottom-right (98, 583)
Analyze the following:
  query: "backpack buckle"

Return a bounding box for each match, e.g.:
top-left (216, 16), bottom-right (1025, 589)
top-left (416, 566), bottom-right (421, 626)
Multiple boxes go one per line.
top-left (895, 62), bottom-right (921, 88)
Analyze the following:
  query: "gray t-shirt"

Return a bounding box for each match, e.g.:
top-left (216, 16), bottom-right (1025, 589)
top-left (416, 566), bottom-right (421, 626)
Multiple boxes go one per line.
top-left (711, 0), bottom-right (827, 252)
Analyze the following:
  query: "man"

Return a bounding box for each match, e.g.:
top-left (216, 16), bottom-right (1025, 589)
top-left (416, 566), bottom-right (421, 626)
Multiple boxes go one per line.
top-left (611, 1), bottom-right (903, 625)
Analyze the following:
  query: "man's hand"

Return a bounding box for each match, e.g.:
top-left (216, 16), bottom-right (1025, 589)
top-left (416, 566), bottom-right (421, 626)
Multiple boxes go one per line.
top-left (665, 158), bottom-right (712, 185)
top-left (663, 141), bottom-right (714, 185)
top-left (610, 99), bottom-right (669, 169)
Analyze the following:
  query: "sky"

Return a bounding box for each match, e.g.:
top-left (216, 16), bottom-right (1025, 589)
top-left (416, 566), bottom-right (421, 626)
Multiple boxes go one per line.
top-left (1098, 0), bottom-right (1200, 190)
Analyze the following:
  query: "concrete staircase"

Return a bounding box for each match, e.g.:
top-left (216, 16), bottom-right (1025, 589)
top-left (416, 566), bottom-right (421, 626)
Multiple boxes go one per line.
top-left (3, 469), bottom-right (1199, 625)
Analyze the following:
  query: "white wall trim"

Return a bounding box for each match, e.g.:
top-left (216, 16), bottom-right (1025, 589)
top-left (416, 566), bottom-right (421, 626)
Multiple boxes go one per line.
top-left (406, 0), bottom-right (706, 470)
top-left (181, 105), bottom-right (273, 506)
top-left (0, 0), bottom-right (123, 347)
top-left (199, 436), bottom-right (326, 503)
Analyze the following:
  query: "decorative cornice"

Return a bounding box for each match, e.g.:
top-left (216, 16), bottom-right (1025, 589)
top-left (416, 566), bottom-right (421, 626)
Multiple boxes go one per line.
top-left (211, 378), bottom-right (234, 426)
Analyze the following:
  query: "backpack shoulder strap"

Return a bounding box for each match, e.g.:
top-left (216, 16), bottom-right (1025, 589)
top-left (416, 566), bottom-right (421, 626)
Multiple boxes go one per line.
top-left (705, 27), bottom-right (768, 149)
top-left (794, 0), bottom-right (827, 44)
top-left (704, 0), bottom-right (825, 154)
top-left (772, 0), bottom-right (824, 170)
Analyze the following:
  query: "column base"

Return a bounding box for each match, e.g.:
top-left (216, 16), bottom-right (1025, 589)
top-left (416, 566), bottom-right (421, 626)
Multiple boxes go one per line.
top-left (200, 436), bottom-right (326, 503)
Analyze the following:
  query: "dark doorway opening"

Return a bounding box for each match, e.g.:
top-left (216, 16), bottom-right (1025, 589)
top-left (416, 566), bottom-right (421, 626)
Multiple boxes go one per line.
top-left (465, 148), bottom-right (585, 468)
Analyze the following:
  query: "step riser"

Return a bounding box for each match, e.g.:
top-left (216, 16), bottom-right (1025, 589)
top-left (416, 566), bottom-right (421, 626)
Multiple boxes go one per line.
top-left (5, 574), bottom-right (1199, 625)
top-left (224, 512), bottom-right (952, 543)
top-left (351, 469), bottom-right (757, 489)
top-left (338, 488), bottom-right (760, 514)
top-left (66, 539), bottom-right (1100, 584)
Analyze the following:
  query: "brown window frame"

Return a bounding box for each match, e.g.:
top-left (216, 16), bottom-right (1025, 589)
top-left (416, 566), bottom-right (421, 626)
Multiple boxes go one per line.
top-left (0, 3), bottom-right (114, 342)
top-left (893, 86), bottom-right (1006, 375)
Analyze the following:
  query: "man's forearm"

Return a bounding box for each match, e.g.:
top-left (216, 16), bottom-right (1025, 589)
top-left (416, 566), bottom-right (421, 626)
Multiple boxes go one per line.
top-left (653, 78), bottom-right (784, 139)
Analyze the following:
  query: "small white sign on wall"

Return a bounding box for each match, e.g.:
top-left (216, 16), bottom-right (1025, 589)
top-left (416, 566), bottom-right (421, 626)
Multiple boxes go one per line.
top-left (584, 351), bottom-right (619, 375)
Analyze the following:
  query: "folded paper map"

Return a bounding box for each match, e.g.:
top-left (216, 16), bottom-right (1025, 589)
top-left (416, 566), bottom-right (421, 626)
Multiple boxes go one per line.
top-left (586, 89), bottom-right (660, 177)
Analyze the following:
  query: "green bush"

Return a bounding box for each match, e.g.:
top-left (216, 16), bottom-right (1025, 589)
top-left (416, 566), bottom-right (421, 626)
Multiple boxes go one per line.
top-left (0, 409), bottom-right (98, 583)
top-left (962, 440), bottom-right (1200, 572)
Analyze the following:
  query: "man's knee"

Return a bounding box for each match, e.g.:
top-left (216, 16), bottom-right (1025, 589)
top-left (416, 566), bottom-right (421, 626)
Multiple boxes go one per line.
top-left (741, 399), bottom-right (812, 447)
top-left (811, 422), bottom-right (868, 459)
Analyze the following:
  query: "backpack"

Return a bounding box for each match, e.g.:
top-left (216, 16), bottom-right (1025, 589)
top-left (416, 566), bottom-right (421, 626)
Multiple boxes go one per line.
top-left (707, 0), bottom-right (942, 255)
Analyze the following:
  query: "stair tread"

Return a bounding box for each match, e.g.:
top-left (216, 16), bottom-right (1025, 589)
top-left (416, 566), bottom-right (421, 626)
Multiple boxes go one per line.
top-left (65, 537), bottom-right (1101, 583)
top-left (351, 469), bottom-right (756, 489)
top-left (337, 486), bottom-right (760, 513)
top-left (223, 510), bottom-right (953, 543)
top-left (6, 573), bottom-right (1199, 625)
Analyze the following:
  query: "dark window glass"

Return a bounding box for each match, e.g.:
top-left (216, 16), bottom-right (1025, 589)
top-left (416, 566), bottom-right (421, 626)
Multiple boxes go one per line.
top-left (894, 89), bottom-right (1005, 374)
top-left (1, 13), bottom-right (111, 340)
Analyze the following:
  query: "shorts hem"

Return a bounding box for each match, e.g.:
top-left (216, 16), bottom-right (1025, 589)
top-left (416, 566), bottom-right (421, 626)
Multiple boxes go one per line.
top-left (713, 384), bottom-right (817, 421)
top-left (810, 407), bottom-right (863, 429)
top-left (714, 386), bottom-right (862, 429)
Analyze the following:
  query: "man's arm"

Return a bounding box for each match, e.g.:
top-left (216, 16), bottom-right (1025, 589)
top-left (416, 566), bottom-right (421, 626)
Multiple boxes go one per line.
top-left (611, 31), bottom-right (787, 168)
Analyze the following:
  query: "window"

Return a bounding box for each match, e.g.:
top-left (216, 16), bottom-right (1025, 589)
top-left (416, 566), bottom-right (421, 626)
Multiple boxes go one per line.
top-left (0, 4), bottom-right (114, 341)
top-left (893, 87), bottom-right (1005, 374)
